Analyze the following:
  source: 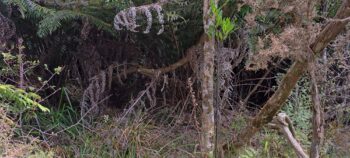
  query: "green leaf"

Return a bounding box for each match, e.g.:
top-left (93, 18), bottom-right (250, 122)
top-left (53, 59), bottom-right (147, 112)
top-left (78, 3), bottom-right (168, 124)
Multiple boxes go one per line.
top-left (239, 4), bottom-right (253, 17)
top-left (0, 84), bottom-right (50, 112)
top-left (54, 66), bottom-right (63, 75)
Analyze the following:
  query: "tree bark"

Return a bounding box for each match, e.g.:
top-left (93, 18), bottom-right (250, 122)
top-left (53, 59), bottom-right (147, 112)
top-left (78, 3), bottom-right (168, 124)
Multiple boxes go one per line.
top-left (18, 38), bottom-right (24, 89)
top-left (225, 0), bottom-right (350, 149)
top-left (201, 0), bottom-right (217, 157)
top-left (309, 63), bottom-right (324, 158)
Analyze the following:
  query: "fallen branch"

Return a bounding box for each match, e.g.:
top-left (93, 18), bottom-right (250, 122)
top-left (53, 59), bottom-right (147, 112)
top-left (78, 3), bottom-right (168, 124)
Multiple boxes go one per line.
top-left (268, 113), bottom-right (309, 158)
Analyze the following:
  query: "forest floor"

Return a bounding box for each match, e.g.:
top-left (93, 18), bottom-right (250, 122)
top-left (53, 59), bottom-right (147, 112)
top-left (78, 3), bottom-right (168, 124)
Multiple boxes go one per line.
top-left (1, 103), bottom-right (349, 158)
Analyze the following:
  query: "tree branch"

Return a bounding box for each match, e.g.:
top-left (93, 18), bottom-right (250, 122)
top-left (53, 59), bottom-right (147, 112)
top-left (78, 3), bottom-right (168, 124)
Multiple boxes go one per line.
top-left (309, 62), bottom-right (324, 158)
top-left (224, 0), bottom-right (350, 150)
top-left (269, 113), bottom-right (309, 158)
top-left (112, 34), bottom-right (206, 80)
top-left (128, 53), bottom-right (191, 77)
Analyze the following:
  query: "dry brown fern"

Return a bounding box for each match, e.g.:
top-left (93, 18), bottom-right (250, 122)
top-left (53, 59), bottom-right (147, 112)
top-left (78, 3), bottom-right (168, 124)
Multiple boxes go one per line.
top-left (114, 2), bottom-right (165, 34)
top-left (244, 0), bottom-right (321, 70)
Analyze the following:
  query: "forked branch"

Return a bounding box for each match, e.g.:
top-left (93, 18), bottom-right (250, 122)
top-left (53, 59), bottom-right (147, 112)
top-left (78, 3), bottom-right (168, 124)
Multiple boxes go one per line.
top-left (268, 113), bottom-right (309, 158)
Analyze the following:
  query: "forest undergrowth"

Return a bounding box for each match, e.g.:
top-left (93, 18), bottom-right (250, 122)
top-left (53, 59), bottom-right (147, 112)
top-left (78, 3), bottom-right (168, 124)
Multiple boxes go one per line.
top-left (1, 0), bottom-right (350, 157)
top-left (1, 79), bottom-right (349, 157)
top-left (1, 32), bottom-right (349, 158)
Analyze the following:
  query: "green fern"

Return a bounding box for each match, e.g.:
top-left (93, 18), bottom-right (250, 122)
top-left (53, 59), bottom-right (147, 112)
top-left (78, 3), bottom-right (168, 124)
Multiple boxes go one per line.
top-left (239, 147), bottom-right (258, 158)
top-left (37, 9), bottom-right (115, 37)
top-left (3, 0), bottom-right (54, 19)
top-left (0, 84), bottom-right (49, 112)
top-left (3, 0), bottom-right (116, 37)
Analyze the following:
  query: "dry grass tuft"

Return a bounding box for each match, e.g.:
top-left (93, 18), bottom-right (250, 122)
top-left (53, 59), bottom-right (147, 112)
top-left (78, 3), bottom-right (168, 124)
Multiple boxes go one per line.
top-left (0, 106), bottom-right (52, 157)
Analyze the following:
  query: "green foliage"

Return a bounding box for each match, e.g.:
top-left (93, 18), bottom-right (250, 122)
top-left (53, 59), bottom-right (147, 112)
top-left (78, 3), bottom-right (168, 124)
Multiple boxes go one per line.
top-left (325, 0), bottom-right (342, 17)
top-left (37, 9), bottom-right (115, 37)
top-left (208, 0), bottom-right (237, 41)
top-left (237, 4), bottom-right (253, 20)
top-left (0, 105), bottom-right (53, 157)
top-left (166, 11), bottom-right (187, 23)
top-left (1, 52), bottom-right (40, 77)
top-left (230, 114), bottom-right (247, 131)
top-left (3, 0), bottom-right (116, 37)
top-left (102, 0), bottom-right (133, 10)
top-left (0, 84), bottom-right (49, 112)
top-left (27, 150), bottom-right (54, 158)
top-left (239, 147), bottom-right (258, 158)
top-left (260, 131), bottom-right (298, 157)
top-left (247, 28), bottom-right (259, 54)
top-left (33, 88), bottom-right (80, 137)
top-left (3, 0), bottom-right (54, 19)
top-left (71, 133), bottom-right (111, 157)
top-left (282, 77), bottom-right (312, 136)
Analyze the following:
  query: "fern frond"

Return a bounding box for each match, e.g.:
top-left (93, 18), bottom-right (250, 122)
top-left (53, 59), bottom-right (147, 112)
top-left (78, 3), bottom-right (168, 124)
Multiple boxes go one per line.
top-left (81, 13), bottom-right (116, 35)
top-left (0, 84), bottom-right (49, 112)
top-left (4, 0), bottom-right (54, 19)
top-left (37, 10), bottom-right (115, 37)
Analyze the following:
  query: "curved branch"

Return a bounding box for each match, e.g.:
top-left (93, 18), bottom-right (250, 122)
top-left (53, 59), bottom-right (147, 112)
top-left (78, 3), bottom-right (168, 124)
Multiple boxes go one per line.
top-left (112, 34), bottom-right (206, 80)
top-left (126, 52), bottom-right (191, 77)
top-left (224, 0), bottom-right (350, 150)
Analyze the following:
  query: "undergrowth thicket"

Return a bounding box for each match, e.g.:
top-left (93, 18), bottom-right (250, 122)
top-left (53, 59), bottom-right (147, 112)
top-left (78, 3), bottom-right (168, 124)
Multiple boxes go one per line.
top-left (1, 0), bottom-right (349, 157)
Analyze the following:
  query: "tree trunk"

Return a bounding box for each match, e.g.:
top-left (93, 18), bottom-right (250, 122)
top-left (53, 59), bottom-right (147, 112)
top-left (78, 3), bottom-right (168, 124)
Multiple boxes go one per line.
top-left (201, 0), bottom-right (217, 157)
top-left (309, 62), bottom-right (324, 158)
top-left (225, 0), bottom-right (350, 149)
top-left (18, 38), bottom-right (24, 89)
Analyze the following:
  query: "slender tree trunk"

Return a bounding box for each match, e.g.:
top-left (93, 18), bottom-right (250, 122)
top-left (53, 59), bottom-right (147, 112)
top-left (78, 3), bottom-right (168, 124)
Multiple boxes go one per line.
top-left (18, 38), bottom-right (24, 89)
top-left (309, 62), bottom-right (324, 158)
top-left (224, 0), bottom-right (350, 149)
top-left (201, 0), bottom-right (217, 157)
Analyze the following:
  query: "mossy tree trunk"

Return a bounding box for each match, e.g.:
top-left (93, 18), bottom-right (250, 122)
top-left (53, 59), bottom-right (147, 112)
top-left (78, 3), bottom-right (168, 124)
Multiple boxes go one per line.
top-left (201, 0), bottom-right (217, 157)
